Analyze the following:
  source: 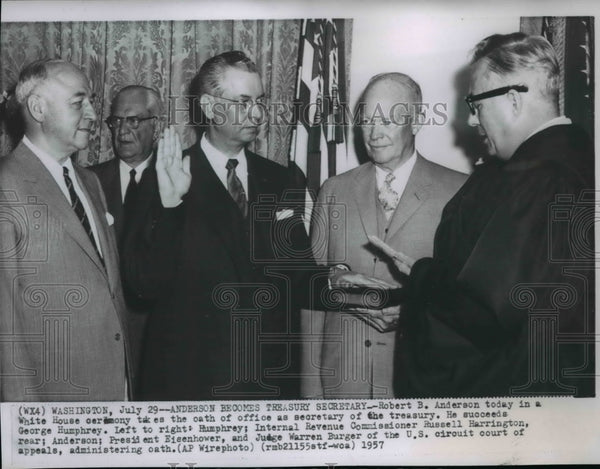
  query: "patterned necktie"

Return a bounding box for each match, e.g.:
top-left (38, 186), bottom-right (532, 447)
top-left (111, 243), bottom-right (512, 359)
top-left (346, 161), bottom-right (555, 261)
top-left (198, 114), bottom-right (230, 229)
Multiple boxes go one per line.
top-left (378, 172), bottom-right (400, 220)
top-left (226, 158), bottom-right (248, 218)
top-left (63, 166), bottom-right (103, 263)
top-left (124, 168), bottom-right (137, 210)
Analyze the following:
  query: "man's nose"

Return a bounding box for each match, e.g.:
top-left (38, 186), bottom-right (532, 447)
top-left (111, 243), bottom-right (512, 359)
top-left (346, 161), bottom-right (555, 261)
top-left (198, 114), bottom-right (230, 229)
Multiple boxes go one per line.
top-left (248, 102), bottom-right (267, 125)
top-left (468, 110), bottom-right (479, 127)
top-left (369, 123), bottom-right (384, 139)
top-left (117, 119), bottom-right (131, 135)
top-left (83, 98), bottom-right (97, 122)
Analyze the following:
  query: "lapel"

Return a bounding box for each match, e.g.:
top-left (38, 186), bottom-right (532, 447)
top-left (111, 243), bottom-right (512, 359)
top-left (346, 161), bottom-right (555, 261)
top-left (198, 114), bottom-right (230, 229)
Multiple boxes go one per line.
top-left (76, 166), bottom-right (117, 286)
top-left (246, 150), bottom-right (281, 261)
top-left (187, 144), bottom-right (247, 262)
top-left (353, 162), bottom-right (379, 237)
top-left (385, 154), bottom-right (432, 243)
top-left (246, 149), bottom-right (277, 204)
top-left (16, 143), bottom-right (108, 278)
top-left (103, 159), bottom-right (124, 236)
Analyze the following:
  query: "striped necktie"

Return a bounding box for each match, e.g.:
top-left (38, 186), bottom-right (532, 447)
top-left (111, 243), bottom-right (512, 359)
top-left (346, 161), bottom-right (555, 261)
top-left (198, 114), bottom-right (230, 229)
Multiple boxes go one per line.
top-left (226, 158), bottom-right (248, 218)
top-left (63, 166), bottom-right (103, 264)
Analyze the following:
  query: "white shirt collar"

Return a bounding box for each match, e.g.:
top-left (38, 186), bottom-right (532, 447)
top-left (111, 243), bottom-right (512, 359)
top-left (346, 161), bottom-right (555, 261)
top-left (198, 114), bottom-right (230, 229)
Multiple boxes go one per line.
top-left (118, 154), bottom-right (153, 202)
top-left (23, 134), bottom-right (68, 172)
top-left (22, 135), bottom-right (103, 255)
top-left (375, 150), bottom-right (417, 195)
top-left (200, 133), bottom-right (248, 194)
top-left (23, 135), bottom-right (77, 198)
top-left (525, 116), bottom-right (572, 142)
top-left (119, 153), bottom-right (153, 178)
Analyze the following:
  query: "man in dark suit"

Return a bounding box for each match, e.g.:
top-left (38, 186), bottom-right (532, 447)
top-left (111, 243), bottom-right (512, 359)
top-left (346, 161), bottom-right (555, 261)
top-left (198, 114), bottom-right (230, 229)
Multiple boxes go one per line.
top-left (348, 33), bottom-right (595, 397)
top-left (91, 85), bottom-right (163, 242)
top-left (0, 59), bottom-right (132, 401)
top-left (122, 51), bottom-right (330, 400)
top-left (300, 73), bottom-right (466, 399)
top-left (90, 86), bottom-right (163, 387)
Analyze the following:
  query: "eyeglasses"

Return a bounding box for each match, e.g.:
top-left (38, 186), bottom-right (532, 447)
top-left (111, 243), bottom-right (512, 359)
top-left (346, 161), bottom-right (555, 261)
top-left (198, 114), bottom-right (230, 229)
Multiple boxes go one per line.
top-left (206, 94), bottom-right (269, 112)
top-left (105, 115), bottom-right (158, 129)
top-left (465, 85), bottom-right (528, 115)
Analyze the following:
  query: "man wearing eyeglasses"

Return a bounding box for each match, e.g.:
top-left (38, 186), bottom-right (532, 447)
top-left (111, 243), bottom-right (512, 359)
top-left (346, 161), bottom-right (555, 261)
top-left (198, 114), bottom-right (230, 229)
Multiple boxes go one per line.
top-left (91, 86), bottom-right (163, 242)
top-left (90, 86), bottom-right (164, 394)
top-left (121, 51), bottom-right (321, 400)
top-left (0, 59), bottom-right (132, 401)
top-left (403, 32), bottom-right (595, 397)
top-left (342, 33), bottom-right (594, 398)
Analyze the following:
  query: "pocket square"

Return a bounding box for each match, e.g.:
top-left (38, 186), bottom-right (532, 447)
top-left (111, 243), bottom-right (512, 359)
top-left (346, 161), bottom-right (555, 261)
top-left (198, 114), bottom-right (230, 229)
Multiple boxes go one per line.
top-left (275, 209), bottom-right (294, 221)
top-left (105, 212), bottom-right (114, 226)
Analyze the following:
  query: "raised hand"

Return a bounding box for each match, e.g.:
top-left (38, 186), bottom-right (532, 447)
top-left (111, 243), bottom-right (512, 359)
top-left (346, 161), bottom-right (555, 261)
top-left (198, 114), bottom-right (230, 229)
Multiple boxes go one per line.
top-left (156, 126), bottom-right (191, 208)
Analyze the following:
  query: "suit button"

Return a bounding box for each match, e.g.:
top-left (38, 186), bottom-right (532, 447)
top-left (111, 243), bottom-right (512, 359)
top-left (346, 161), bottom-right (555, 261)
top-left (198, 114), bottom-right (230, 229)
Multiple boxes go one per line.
top-left (115, 333), bottom-right (121, 341)
top-left (365, 340), bottom-right (372, 347)
top-left (397, 332), bottom-right (404, 340)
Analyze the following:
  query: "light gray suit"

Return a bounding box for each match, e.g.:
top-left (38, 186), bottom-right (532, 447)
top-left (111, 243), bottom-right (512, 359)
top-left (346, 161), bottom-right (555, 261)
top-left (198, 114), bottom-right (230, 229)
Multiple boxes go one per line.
top-left (0, 142), bottom-right (132, 401)
top-left (301, 154), bottom-right (466, 398)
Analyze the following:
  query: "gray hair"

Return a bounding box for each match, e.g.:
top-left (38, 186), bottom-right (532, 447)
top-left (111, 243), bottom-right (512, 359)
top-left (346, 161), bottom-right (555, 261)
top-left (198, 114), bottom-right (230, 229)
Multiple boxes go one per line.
top-left (15, 58), bottom-right (72, 105)
top-left (112, 85), bottom-right (164, 115)
top-left (364, 72), bottom-right (423, 104)
top-left (471, 32), bottom-right (560, 104)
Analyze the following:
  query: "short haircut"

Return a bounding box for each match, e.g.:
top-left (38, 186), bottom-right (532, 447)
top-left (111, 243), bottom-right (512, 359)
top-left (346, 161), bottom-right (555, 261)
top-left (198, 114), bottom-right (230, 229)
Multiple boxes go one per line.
top-left (112, 85), bottom-right (164, 115)
top-left (15, 58), bottom-right (72, 105)
top-left (189, 50), bottom-right (259, 98)
top-left (364, 72), bottom-right (423, 104)
top-left (470, 32), bottom-right (560, 103)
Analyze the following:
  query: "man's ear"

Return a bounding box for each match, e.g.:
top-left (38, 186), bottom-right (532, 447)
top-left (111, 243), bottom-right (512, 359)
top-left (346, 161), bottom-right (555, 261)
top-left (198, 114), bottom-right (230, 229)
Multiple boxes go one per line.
top-left (153, 116), bottom-right (165, 142)
top-left (200, 94), bottom-right (214, 120)
top-left (409, 103), bottom-right (425, 136)
top-left (26, 94), bottom-right (46, 123)
top-left (507, 88), bottom-right (524, 117)
top-left (411, 117), bottom-right (423, 136)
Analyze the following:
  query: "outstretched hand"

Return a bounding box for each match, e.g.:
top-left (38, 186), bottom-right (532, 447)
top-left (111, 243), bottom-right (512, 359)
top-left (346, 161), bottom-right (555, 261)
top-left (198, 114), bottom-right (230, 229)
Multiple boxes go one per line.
top-left (330, 271), bottom-right (397, 289)
top-left (368, 235), bottom-right (415, 276)
top-left (349, 305), bottom-right (400, 332)
top-left (156, 126), bottom-right (191, 208)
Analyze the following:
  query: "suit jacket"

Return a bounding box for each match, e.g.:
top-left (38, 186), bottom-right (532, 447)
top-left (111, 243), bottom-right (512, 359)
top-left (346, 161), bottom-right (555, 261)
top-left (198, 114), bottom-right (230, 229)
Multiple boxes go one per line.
top-left (301, 154), bottom-right (466, 399)
top-left (90, 156), bottom-right (153, 393)
top-left (89, 158), bottom-right (124, 239)
top-left (122, 143), bottom-right (318, 400)
top-left (399, 124), bottom-right (595, 397)
top-left (0, 142), bottom-right (132, 401)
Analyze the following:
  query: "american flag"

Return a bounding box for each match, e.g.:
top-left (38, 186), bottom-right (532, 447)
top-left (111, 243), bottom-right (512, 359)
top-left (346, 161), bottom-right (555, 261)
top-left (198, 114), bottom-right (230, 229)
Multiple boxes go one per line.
top-left (291, 19), bottom-right (356, 228)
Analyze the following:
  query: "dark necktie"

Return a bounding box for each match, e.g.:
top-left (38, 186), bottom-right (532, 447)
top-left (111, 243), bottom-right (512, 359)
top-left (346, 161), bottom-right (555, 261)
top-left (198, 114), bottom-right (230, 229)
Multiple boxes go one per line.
top-left (124, 168), bottom-right (137, 210)
top-left (226, 158), bottom-right (248, 218)
top-left (63, 166), bottom-right (103, 263)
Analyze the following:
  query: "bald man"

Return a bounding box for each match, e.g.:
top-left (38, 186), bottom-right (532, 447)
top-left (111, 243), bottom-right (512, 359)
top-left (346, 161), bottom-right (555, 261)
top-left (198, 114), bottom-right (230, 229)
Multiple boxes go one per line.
top-left (0, 59), bottom-right (132, 401)
top-left (344, 33), bottom-right (595, 397)
top-left (301, 73), bottom-right (466, 399)
top-left (91, 85), bottom-right (163, 242)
